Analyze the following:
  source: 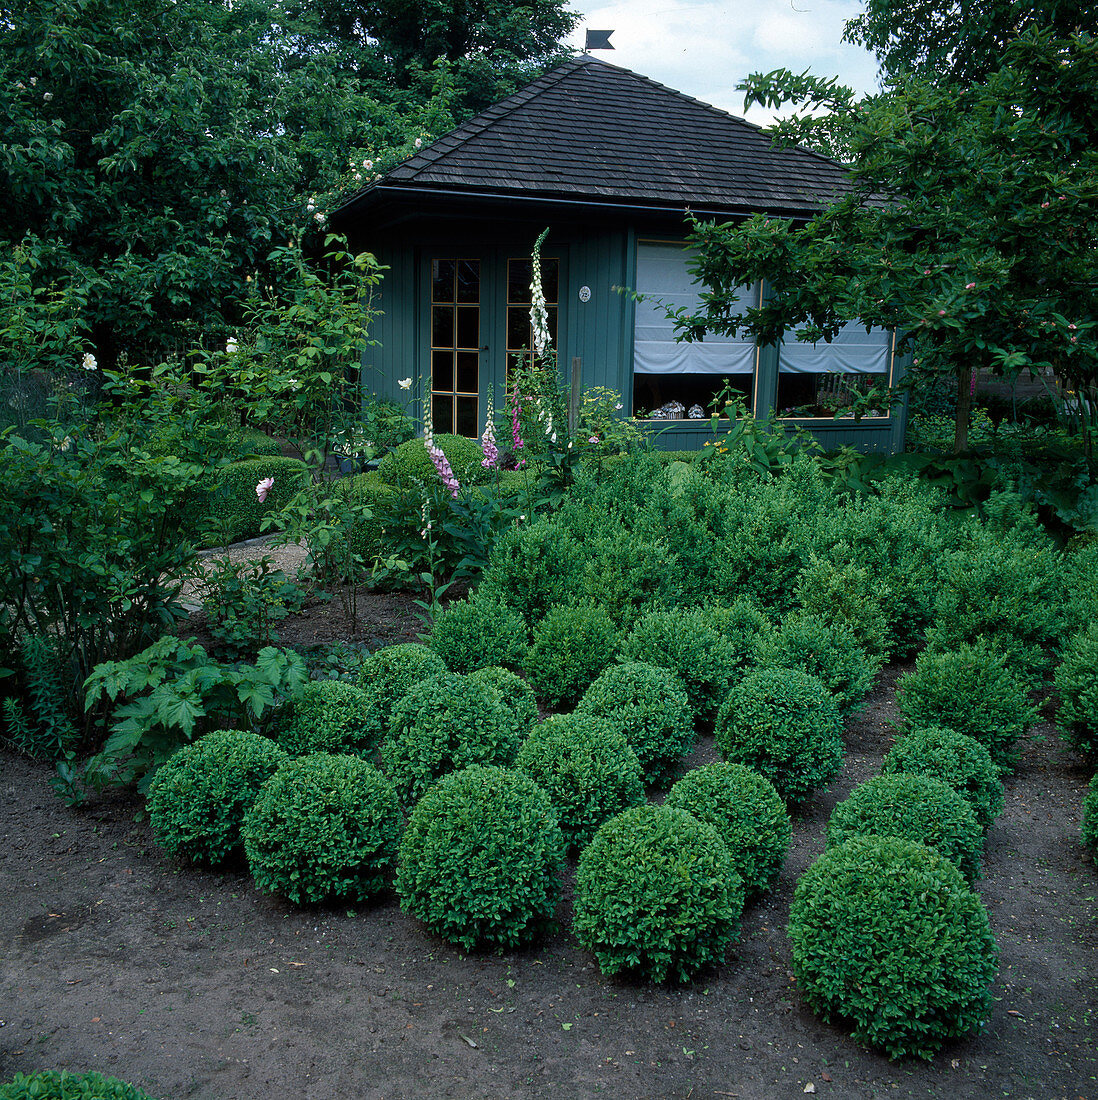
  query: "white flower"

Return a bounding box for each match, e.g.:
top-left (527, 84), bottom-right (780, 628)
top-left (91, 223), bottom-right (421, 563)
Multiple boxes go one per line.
top-left (414, 138), bottom-right (422, 149)
top-left (81, 353), bottom-right (97, 370)
top-left (314, 212), bottom-right (325, 224)
top-left (306, 202), bottom-right (315, 212)
top-left (398, 377), bottom-right (412, 390)
top-left (43, 92), bottom-right (53, 103)
top-left (354, 173), bottom-right (362, 182)
top-left (255, 477), bottom-right (274, 503)
top-left (550, 432), bottom-right (557, 443)
top-left (287, 378), bottom-right (301, 391)
top-left (61, 435), bottom-right (74, 451)
top-left (363, 158), bottom-right (373, 170)
top-left (225, 337), bottom-right (239, 354)
top-left (614, 403), bottom-right (623, 411)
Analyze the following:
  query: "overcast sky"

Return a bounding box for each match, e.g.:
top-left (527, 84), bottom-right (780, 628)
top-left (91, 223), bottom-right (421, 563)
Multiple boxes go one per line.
top-left (566, 0), bottom-right (883, 126)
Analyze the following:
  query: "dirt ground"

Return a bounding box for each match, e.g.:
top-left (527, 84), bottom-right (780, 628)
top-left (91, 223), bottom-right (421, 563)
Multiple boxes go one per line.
top-left (1, 592), bottom-right (1096, 1100)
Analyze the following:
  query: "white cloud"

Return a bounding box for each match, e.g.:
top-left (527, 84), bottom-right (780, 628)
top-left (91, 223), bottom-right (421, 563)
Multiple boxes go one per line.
top-left (569, 0), bottom-right (881, 125)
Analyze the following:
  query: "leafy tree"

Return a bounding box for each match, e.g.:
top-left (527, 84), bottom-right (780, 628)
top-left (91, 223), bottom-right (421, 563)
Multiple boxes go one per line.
top-left (683, 27), bottom-right (1097, 455)
top-left (845, 0), bottom-right (1095, 85)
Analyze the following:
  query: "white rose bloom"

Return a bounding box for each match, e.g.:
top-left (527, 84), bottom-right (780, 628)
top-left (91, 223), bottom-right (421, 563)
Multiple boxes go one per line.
top-left (398, 377), bottom-right (412, 390)
top-left (82, 353), bottom-right (97, 370)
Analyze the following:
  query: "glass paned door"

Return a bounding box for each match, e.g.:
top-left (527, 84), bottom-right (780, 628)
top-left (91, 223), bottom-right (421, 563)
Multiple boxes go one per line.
top-left (430, 258), bottom-right (480, 436)
top-left (505, 256), bottom-right (559, 380)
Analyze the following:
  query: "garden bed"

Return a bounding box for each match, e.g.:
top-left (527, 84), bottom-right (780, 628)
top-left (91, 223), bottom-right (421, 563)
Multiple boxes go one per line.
top-left (1, 648), bottom-right (1095, 1100)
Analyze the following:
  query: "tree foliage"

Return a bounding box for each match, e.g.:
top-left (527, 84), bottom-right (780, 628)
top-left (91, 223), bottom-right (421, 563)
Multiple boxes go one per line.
top-left (684, 27), bottom-right (1098, 453)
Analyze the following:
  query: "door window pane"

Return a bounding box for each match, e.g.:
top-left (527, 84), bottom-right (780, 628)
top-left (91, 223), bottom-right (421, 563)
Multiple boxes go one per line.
top-left (430, 259), bottom-right (479, 436)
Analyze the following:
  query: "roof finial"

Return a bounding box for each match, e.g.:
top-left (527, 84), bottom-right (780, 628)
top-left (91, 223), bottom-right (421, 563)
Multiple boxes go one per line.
top-left (584, 29), bottom-right (614, 52)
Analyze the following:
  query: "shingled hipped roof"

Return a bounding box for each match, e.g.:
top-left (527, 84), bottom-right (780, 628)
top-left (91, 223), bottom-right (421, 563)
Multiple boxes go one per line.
top-left (336, 55), bottom-right (853, 221)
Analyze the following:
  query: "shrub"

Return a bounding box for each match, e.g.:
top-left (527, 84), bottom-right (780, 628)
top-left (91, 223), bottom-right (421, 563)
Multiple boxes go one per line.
top-left (1082, 775), bottom-right (1098, 864)
top-left (380, 672), bottom-right (523, 806)
top-left (795, 546), bottom-right (892, 660)
top-left (1055, 623), bottom-right (1098, 763)
top-left (896, 641), bottom-right (1038, 771)
top-left (576, 661), bottom-right (696, 786)
top-left (754, 609), bottom-right (880, 717)
top-left (881, 725), bottom-right (1004, 831)
top-left (396, 765), bottom-right (565, 950)
top-left (377, 432), bottom-right (489, 486)
top-left (243, 753), bottom-right (402, 905)
top-left (477, 515), bottom-right (585, 626)
top-left (146, 729), bottom-right (286, 866)
top-left (715, 667), bottom-right (844, 803)
top-left (331, 471), bottom-right (397, 565)
top-left (514, 713), bottom-right (645, 849)
top-left (276, 679), bottom-right (379, 756)
top-left (468, 665), bottom-right (539, 744)
top-left (704, 597), bottom-right (771, 671)
top-left (665, 762), bottom-right (791, 897)
top-left (0, 1071), bottom-right (158, 1099)
top-left (826, 773), bottom-right (984, 883)
top-left (430, 592), bottom-right (529, 673)
top-left (524, 603), bottom-right (618, 709)
top-left (620, 608), bottom-right (741, 723)
top-left (356, 642), bottom-right (447, 745)
top-left (788, 835), bottom-right (998, 1060)
top-left (573, 804), bottom-right (744, 983)
top-left (192, 455), bottom-right (310, 545)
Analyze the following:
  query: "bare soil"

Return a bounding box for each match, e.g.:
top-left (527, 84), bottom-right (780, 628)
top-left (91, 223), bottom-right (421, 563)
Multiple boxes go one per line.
top-left (1, 593), bottom-right (1096, 1100)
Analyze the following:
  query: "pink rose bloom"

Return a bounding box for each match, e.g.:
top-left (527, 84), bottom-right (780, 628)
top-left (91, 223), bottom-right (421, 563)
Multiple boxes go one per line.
top-left (588, 435), bottom-right (599, 443)
top-left (965, 282), bottom-right (976, 289)
top-left (256, 477), bottom-right (274, 503)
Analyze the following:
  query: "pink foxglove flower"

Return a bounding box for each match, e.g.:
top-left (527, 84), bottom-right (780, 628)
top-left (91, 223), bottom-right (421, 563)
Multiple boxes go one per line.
top-left (255, 477), bottom-right (274, 503)
top-left (422, 400), bottom-right (459, 497)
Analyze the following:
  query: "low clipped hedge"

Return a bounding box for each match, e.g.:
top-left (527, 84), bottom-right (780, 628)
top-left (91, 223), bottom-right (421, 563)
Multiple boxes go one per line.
top-left (146, 729), bottom-right (286, 866)
top-left (788, 835), bottom-right (998, 1061)
top-left (665, 762), bottom-right (791, 898)
top-left (277, 679), bottom-right (380, 757)
top-left (0, 1071), bottom-right (159, 1099)
top-left (715, 667), bottom-right (844, 804)
top-left (377, 433), bottom-right (488, 487)
top-left (573, 804), bottom-right (744, 984)
top-left (826, 773), bottom-right (984, 884)
top-left (524, 603), bottom-right (618, 709)
top-left (620, 608), bottom-right (740, 723)
top-left (242, 753), bottom-right (402, 905)
top-left (1083, 775), bottom-right (1098, 864)
top-left (754, 609), bottom-right (880, 717)
top-left (468, 666), bottom-right (539, 744)
top-left (396, 765), bottom-right (565, 951)
top-left (575, 660), bottom-right (696, 786)
top-left (1055, 622), bottom-right (1098, 763)
top-left (514, 713), bottom-right (646, 850)
top-left (380, 671), bottom-right (523, 807)
top-left (882, 725), bottom-right (1004, 831)
top-left (896, 640), bottom-right (1038, 772)
top-left (189, 456), bottom-right (309, 546)
top-left (430, 593), bottom-right (529, 674)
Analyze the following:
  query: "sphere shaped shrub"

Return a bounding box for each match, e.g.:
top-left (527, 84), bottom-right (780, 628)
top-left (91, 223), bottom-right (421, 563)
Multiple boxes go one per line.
top-left (380, 671), bottom-right (523, 806)
top-left (715, 668), bottom-right (844, 803)
top-left (277, 679), bottom-right (379, 756)
top-left (468, 665), bottom-right (539, 743)
top-left (1082, 775), bottom-right (1098, 865)
top-left (355, 642), bottom-right (447, 743)
top-left (0, 1071), bottom-right (158, 1100)
top-left (754, 609), bottom-right (880, 717)
top-left (377, 432), bottom-right (488, 486)
top-left (430, 592), bottom-right (529, 673)
top-left (620, 608), bottom-right (740, 722)
top-left (704, 596), bottom-right (771, 670)
top-left (788, 835), bottom-right (998, 1060)
top-left (896, 640), bottom-right (1038, 772)
top-left (576, 660), bottom-right (695, 786)
top-left (882, 725), bottom-right (1004, 831)
top-left (524, 603), bottom-right (618, 709)
top-left (147, 729), bottom-right (286, 866)
top-left (396, 765), bottom-right (565, 950)
top-left (514, 713), bottom-right (645, 849)
top-left (665, 762), bottom-right (791, 897)
top-left (573, 804), bottom-right (744, 983)
top-left (1055, 623), bottom-right (1098, 762)
top-left (243, 754), bottom-right (402, 905)
top-left (826, 773), bottom-right (984, 883)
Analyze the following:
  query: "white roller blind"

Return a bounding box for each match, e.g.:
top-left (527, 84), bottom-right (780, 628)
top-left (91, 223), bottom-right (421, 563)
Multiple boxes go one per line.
top-left (778, 322), bottom-right (892, 374)
top-left (633, 242), bottom-right (758, 375)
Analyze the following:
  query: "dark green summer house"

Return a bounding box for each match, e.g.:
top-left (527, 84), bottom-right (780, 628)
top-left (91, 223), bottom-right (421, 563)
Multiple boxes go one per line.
top-left (333, 55), bottom-right (907, 453)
